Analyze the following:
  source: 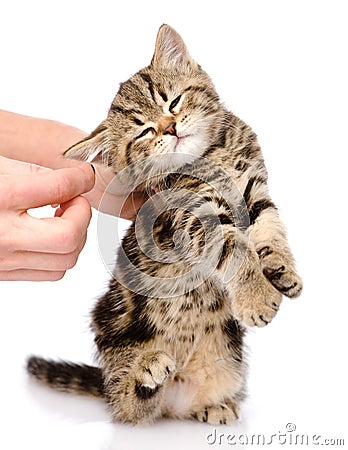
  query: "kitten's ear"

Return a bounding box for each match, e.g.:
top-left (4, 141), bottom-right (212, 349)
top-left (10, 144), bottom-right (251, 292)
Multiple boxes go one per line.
top-left (151, 24), bottom-right (197, 70)
top-left (64, 123), bottom-right (108, 163)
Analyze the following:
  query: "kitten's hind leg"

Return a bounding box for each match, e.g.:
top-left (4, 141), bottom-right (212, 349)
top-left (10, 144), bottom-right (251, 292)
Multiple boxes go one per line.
top-left (102, 348), bottom-right (176, 424)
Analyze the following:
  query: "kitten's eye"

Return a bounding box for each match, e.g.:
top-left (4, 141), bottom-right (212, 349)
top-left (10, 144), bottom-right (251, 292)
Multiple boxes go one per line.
top-left (169, 95), bottom-right (182, 112)
top-left (136, 127), bottom-right (156, 140)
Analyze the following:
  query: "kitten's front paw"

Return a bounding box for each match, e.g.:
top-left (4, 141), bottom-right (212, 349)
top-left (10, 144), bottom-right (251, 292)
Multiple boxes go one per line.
top-left (194, 400), bottom-right (239, 425)
top-left (258, 247), bottom-right (303, 298)
top-left (232, 272), bottom-right (282, 328)
top-left (133, 351), bottom-right (176, 399)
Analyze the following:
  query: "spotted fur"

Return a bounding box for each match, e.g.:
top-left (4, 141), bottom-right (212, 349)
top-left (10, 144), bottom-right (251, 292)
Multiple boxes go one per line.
top-left (27, 25), bottom-right (302, 425)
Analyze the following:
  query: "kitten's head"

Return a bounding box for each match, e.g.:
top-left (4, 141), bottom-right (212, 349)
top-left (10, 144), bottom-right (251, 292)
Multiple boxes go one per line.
top-left (65, 25), bottom-right (223, 179)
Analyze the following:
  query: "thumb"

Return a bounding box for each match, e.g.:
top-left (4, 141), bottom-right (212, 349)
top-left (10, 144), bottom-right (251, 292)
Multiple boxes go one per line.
top-left (0, 155), bottom-right (51, 175)
top-left (1, 162), bottom-right (95, 210)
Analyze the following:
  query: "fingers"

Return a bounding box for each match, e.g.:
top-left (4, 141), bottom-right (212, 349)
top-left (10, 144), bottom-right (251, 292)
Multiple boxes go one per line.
top-left (0, 155), bottom-right (51, 175)
top-left (119, 191), bottom-right (149, 220)
top-left (0, 270), bottom-right (66, 282)
top-left (0, 198), bottom-right (90, 281)
top-left (3, 196), bottom-right (91, 253)
top-left (83, 164), bottom-right (147, 218)
top-left (0, 162), bottom-right (93, 280)
top-left (0, 235), bottom-right (87, 271)
top-left (0, 162), bottom-right (95, 210)
top-left (92, 188), bottom-right (146, 219)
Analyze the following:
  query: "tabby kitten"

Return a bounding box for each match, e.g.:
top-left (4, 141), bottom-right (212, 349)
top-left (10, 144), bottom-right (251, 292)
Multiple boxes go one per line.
top-left (27, 25), bottom-right (302, 425)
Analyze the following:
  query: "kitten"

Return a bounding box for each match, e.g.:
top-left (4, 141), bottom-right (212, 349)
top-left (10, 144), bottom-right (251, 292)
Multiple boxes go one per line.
top-left (27, 24), bottom-right (302, 425)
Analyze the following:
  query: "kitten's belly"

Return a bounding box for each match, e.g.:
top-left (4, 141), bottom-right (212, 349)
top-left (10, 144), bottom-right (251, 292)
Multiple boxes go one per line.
top-left (162, 355), bottom-right (243, 417)
top-left (164, 377), bottom-right (198, 417)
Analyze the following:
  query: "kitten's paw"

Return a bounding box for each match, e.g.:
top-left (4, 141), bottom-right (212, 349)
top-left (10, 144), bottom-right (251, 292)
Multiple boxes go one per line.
top-left (232, 273), bottom-right (282, 328)
top-left (258, 247), bottom-right (303, 298)
top-left (134, 351), bottom-right (176, 399)
top-left (194, 401), bottom-right (239, 425)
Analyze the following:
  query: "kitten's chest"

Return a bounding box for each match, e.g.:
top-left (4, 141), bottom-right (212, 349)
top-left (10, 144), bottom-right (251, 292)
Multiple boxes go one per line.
top-left (147, 282), bottom-right (232, 348)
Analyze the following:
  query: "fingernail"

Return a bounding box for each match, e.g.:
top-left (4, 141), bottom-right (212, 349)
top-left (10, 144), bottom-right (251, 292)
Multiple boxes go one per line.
top-left (90, 164), bottom-right (96, 174)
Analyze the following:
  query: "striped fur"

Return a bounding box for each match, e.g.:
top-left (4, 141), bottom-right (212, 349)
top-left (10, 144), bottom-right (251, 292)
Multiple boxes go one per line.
top-left (28, 25), bottom-right (302, 425)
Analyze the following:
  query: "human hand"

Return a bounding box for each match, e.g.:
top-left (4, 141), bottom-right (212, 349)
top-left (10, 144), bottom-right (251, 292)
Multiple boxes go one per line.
top-left (83, 163), bottom-right (147, 220)
top-left (0, 156), bottom-right (95, 281)
top-left (0, 111), bottom-right (146, 220)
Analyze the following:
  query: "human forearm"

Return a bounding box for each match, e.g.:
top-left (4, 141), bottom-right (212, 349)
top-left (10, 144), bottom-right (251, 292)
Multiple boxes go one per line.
top-left (0, 109), bottom-right (86, 169)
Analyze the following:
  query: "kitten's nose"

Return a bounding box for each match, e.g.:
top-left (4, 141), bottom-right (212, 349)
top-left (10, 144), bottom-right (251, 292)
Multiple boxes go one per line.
top-left (164, 122), bottom-right (177, 136)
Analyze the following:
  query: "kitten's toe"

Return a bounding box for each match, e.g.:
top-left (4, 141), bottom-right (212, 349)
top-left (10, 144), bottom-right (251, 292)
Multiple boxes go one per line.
top-left (135, 350), bottom-right (176, 390)
top-left (232, 275), bottom-right (282, 328)
top-left (237, 303), bottom-right (280, 327)
top-left (269, 269), bottom-right (303, 298)
top-left (263, 262), bottom-right (303, 298)
top-left (258, 249), bottom-right (303, 298)
top-left (194, 401), bottom-right (239, 425)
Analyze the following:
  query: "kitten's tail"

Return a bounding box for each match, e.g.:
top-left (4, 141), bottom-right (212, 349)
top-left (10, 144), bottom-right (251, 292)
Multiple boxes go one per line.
top-left (26, 356), bottom-right (105, 399)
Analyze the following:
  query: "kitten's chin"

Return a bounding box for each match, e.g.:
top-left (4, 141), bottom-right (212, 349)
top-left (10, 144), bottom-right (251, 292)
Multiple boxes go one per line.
top-left (156, 152), bottom-right (198, 171)
top-left (173, 135), bottom-right (191, 153)
top-left (175, 133), bottom-right (207, 159)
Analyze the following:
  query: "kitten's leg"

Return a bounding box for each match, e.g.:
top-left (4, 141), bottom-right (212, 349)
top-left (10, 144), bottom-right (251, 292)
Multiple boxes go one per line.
top-left (215, 227), bottom-right (282, 327)
top-left (101, 347), bottom-right (175, 424)
top-left (92, 282), bottom-right (176, 424)
top-left (251, 210), bottom-right (302, 298)
top-left (243, 177), bottom-right (303, 298)
top-left (171, 206), bottom-right (282, 327)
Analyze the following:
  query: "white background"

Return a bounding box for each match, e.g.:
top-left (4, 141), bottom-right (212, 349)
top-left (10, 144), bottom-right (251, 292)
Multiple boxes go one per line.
top-left (1, 1), bottom-right (347, 449)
